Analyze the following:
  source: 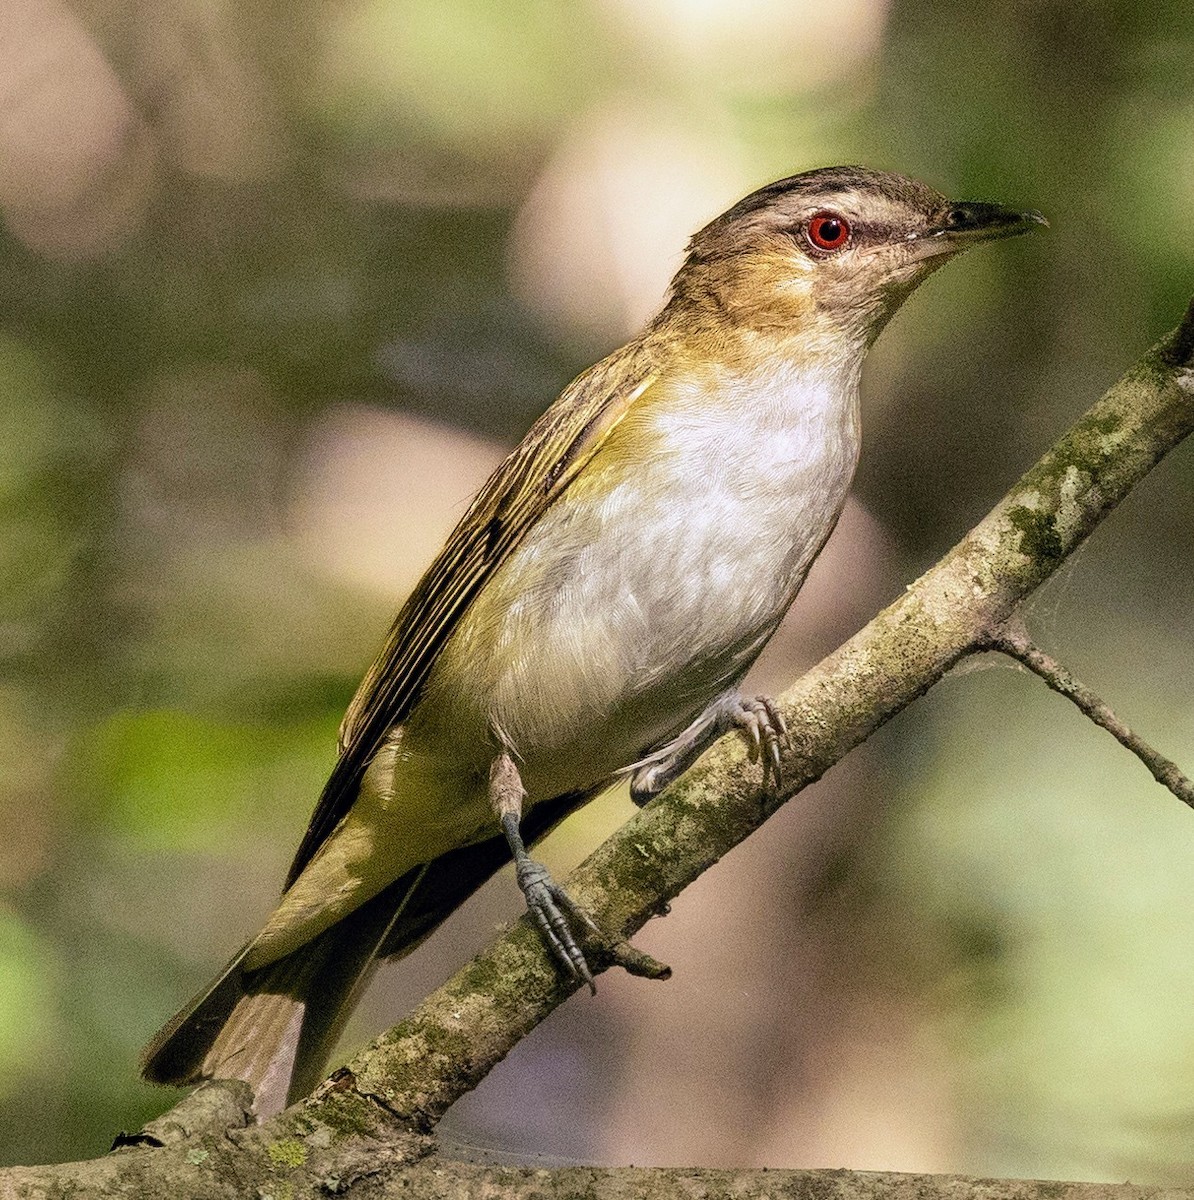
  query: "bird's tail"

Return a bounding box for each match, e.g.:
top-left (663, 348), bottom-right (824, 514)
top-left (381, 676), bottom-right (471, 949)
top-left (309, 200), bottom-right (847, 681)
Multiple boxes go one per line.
top-left (140, 867), bottom-right (420, 1117)
top-left (141, 789), bottom-right (586, 1117)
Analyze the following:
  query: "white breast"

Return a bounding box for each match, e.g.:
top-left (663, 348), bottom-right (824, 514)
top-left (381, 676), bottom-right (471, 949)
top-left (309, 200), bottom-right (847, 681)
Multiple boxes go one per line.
top-left (421, 355), bottom-right (863, 800)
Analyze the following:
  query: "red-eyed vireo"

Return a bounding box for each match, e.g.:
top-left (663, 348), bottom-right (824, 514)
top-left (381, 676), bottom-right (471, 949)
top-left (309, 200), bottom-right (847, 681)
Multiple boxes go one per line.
top-left (142, 166), bottom-right (1045, 1116)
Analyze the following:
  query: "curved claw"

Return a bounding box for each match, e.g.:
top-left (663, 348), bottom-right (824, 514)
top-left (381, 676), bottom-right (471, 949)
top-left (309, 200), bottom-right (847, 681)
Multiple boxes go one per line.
top-left (744, 717), bottom-right (762, 763)
top-left (760, 696), bottom-right (789, 745)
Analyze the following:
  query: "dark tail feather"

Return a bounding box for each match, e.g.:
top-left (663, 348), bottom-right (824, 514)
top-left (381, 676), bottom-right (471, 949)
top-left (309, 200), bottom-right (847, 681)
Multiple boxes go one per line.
top-left (140, 943), bottom-right (255, 1086)
top-left (141, 789), bottom-right (589, 1116)
top-left (140, 867), bottom-right (423, 1116)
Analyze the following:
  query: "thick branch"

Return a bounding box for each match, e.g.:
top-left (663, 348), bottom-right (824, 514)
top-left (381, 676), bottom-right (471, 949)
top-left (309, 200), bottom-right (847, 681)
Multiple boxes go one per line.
top-left (10, 1149), bottom-right (1194, 1200)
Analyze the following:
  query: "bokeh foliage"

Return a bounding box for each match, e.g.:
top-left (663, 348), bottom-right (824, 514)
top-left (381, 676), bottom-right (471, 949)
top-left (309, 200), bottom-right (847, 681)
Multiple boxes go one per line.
top-left (1, 0), bottom-right (1192, 1179)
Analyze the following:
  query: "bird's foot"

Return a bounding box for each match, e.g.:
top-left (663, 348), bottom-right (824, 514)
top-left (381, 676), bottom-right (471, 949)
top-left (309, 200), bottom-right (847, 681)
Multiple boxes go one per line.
top-left (496, 781), bottom-right (599, 994)
top-left (627, 690), bottom-right (789, 806)
top-left (513, 854), bottom-right (599, 994)
top-left (730, 695), bottom-right (789, 791)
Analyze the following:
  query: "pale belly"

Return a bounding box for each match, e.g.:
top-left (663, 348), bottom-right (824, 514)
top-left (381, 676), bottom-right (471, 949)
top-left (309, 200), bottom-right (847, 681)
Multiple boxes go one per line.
top-left (413, 371), bottom-right (862, 805)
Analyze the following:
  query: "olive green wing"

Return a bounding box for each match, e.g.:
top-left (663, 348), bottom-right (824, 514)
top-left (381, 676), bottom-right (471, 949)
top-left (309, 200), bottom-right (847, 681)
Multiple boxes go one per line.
top-left (285, 346), bottom-right (658, 887)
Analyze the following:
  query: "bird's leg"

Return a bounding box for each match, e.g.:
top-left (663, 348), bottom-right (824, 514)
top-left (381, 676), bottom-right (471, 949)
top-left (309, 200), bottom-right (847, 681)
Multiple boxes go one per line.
top-left (490, 752), bottom-right (598, 993)
top-left (626, 690), bottom-right (789, 807)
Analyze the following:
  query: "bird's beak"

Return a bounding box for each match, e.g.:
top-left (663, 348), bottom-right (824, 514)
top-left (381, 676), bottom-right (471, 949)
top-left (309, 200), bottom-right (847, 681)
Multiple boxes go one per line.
top-left (905, 202), bottom-right (1048, 261)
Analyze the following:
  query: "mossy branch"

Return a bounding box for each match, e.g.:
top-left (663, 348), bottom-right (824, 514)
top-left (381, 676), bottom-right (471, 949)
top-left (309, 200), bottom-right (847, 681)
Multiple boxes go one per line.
top-left (2, 302), bottom-right (1192, 1197)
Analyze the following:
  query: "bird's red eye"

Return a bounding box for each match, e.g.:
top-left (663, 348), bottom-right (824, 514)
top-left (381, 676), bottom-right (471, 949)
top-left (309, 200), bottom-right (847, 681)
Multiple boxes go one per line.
top-left (806, 211), bottom-right (851, 252)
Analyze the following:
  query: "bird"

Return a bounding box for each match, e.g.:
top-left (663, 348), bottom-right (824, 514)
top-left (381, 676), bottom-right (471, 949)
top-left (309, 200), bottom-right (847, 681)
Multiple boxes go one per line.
top-left (141, 165), bottom-right (1045, 1117)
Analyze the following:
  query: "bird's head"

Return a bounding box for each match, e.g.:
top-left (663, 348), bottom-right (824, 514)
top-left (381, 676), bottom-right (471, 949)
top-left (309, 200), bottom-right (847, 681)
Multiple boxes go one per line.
top-left (669, 165), bottom-right (1046, 360)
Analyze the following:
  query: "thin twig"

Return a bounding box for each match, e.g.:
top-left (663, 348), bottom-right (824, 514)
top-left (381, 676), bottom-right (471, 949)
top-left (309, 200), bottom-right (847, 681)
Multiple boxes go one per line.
top-left (610, 941), bottom-right (672, 979)
top-left (992, 626), bottom-right (1194, 809)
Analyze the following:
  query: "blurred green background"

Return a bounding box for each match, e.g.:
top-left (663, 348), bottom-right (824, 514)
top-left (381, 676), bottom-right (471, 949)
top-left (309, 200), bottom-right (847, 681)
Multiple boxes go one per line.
top-left (2, 0), bottom-right (1193, 1180)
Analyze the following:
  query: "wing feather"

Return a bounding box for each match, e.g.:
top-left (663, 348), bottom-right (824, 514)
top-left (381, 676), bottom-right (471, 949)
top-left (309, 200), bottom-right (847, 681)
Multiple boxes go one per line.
top-left (284, 344), bottom-right (657, 886)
